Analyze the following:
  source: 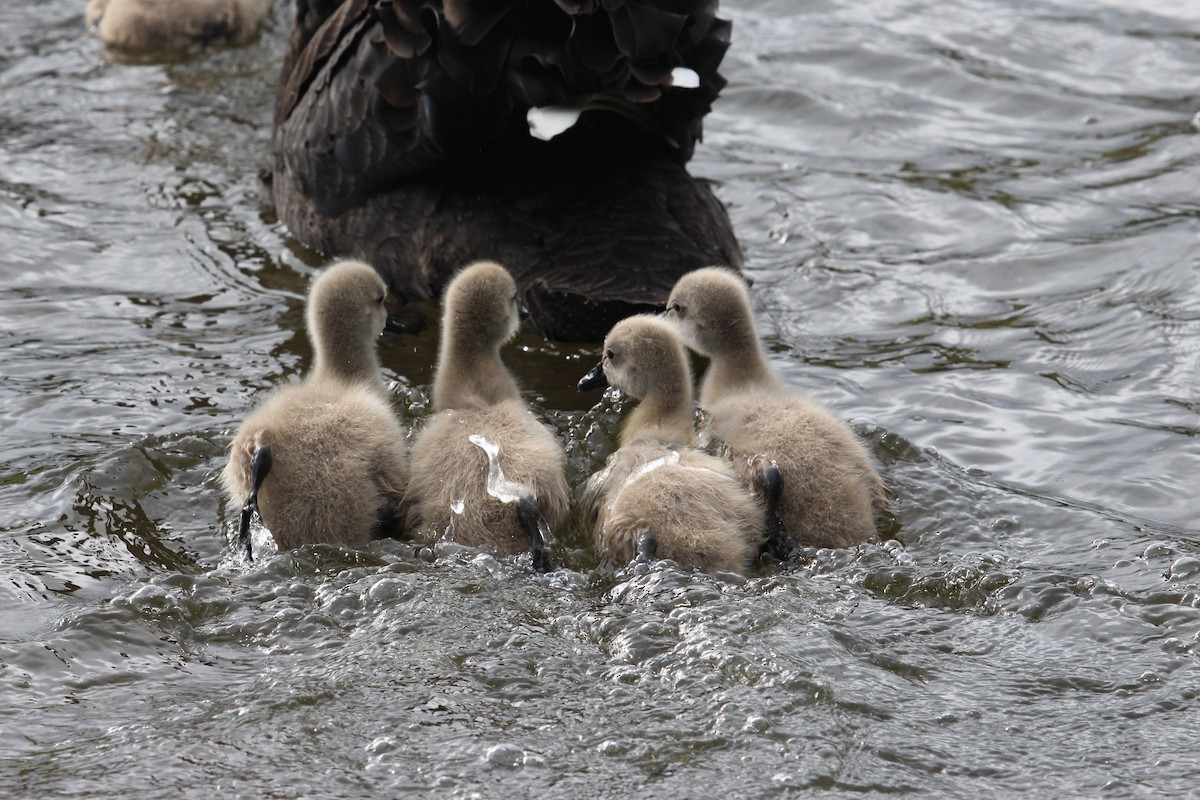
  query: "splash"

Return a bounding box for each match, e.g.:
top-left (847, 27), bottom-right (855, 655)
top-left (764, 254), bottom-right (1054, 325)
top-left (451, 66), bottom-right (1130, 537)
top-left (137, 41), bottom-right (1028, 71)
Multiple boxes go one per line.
top-left (468, 434), bottom-right (557, 557)
top-left (468, 434), bottom-right (531, 505)
top-left (621, 449), bottom-right (682, 491)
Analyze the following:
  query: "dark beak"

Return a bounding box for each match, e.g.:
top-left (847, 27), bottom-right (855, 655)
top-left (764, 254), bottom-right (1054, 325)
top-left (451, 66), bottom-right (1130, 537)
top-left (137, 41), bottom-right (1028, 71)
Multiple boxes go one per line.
top-left (577, 361), bottom-right (608, 392)
top-left (518, 302), bottom-right (530, 322)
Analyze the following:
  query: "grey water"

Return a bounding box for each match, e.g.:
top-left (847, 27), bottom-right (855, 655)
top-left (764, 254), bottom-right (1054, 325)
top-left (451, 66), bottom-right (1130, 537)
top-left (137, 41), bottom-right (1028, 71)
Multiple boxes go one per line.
top-left (2, 0), bottom-right (1199, 796)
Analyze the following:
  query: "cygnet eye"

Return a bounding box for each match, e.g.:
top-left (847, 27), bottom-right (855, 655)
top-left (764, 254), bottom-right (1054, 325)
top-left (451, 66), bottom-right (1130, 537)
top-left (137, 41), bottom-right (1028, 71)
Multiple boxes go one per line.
top-left (375, 293), bottom-right (385, 305)
top-left (604, 348), bottom-right (615, 361)
top-left (669, 301), bottom-right (685, 317)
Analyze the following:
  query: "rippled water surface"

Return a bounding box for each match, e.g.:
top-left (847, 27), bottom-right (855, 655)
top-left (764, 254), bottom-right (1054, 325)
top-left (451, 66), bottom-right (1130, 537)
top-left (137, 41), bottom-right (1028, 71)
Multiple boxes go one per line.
top-left (3, 0), bottom-right (1199, 796)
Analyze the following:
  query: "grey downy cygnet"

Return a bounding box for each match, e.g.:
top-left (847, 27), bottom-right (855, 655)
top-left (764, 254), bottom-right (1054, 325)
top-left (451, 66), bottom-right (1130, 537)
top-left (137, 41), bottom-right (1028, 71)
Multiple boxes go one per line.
top-left (665, 267), bottom-right (886, 553)
top-left (222, 260), bottom-right (409, 558)
top-left (87, 0), bottom-right (273, 53)
top-left (404, 261), bottom-right (568, 570)
top-left (579, 315), bottom-right (765, 573)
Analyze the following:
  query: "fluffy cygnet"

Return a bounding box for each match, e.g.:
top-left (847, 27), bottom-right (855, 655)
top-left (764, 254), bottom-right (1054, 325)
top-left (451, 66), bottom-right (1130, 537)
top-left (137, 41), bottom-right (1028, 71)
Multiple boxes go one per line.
top-left (404, 261), bottom-right (568, 569)
top-left (222, 260), bottom-right (408, 557)
top-left (86, 0), bottom-right (272, 53)
top-left (666, 267), bottom-right (886, 552)
top-left (579, 315), bottom-right (765, 572)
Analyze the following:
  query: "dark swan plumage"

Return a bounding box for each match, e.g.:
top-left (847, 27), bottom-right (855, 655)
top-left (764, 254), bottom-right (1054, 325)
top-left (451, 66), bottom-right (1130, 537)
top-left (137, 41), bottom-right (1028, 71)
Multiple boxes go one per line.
top-left (265, 0), bottom-right (742, 341)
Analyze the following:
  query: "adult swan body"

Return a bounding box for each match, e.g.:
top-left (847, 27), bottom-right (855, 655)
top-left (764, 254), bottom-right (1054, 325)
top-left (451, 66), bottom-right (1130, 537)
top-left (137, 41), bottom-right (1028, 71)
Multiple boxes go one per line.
top-left (265, 0), bottom-right (741, 341)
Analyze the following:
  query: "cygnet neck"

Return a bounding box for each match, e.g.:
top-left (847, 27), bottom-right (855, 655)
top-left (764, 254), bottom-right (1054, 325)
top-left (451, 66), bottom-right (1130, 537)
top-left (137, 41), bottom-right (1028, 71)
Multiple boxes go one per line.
top-left (621, 358), bottom-right (695, 448)
top-left (309, 319), bottom-right (386, 395)
top-left (432, 318), bottom-right (522, 411)
top-left (699, 324), bottom-right (781, 408)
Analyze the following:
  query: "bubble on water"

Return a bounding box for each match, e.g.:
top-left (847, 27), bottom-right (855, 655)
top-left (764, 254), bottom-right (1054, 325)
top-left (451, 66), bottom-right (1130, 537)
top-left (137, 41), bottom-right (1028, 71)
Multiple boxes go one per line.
top-left (596, 739), bottom-right (625, 756)
top-left (366, 577), bottom-right (406, 603)
top-left (1143, 541), bottom-right (1174, 560)
top-left (1166, 557), bottom-right (1200, 581)
top-left (744, 715), bottom-right (771, 733)
top-left (484, 742), bottom-right (525, 768)
top-left (471, 552), bottom-right (505, 577)
top-left (365, 736), bottom-right (396, 755)
top-left (881, 538), bottom-right (915, 567)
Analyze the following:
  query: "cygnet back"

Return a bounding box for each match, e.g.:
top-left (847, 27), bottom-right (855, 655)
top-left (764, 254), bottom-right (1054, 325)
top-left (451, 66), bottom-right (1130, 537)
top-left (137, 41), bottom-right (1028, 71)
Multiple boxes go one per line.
top-left (87, 0), bottom-right (273, 52)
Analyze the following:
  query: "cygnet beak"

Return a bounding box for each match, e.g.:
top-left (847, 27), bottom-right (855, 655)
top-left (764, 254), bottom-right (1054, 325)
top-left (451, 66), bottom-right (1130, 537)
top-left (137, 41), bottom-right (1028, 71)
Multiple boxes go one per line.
top-left (577, 361), bottom-right (608, 392)
top-left (518, 302), bottom-right (530, 322)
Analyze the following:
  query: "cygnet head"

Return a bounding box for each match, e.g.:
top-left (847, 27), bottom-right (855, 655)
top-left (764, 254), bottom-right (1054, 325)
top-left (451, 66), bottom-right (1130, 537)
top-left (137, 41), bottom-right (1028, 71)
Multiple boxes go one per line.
top-left (306, 260), bottom-right (389, 385)
top-left (579, 315), bottom-right (695, 447)
top-left (665, 267), bottom-right (758, 358)
top-left (595, 315), bottom-right (689, 402)
top-left (442, 261), bottom-right (525, 351)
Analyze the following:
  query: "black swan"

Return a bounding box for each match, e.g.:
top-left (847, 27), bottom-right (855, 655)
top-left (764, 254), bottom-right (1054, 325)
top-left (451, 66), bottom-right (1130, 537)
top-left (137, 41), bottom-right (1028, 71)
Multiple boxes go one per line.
top-left (264, 0), bottom-right (742, 341)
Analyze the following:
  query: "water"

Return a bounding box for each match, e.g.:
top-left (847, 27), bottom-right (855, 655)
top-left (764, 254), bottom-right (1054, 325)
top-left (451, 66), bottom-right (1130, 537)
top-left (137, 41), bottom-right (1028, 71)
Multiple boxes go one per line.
top-left (2, 0), bottom-right (1199, 796)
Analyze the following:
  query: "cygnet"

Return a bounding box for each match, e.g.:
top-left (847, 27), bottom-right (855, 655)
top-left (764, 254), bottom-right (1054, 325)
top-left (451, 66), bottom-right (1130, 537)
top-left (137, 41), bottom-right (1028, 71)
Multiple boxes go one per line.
top-left (222, 260), bottom-right (408, 558)
top-left (666, 267), bottom-right (886, 552)
top-left (404, 261), bottom-right (569, 569)
top-left (579, 315), bottom-right (765, 572)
